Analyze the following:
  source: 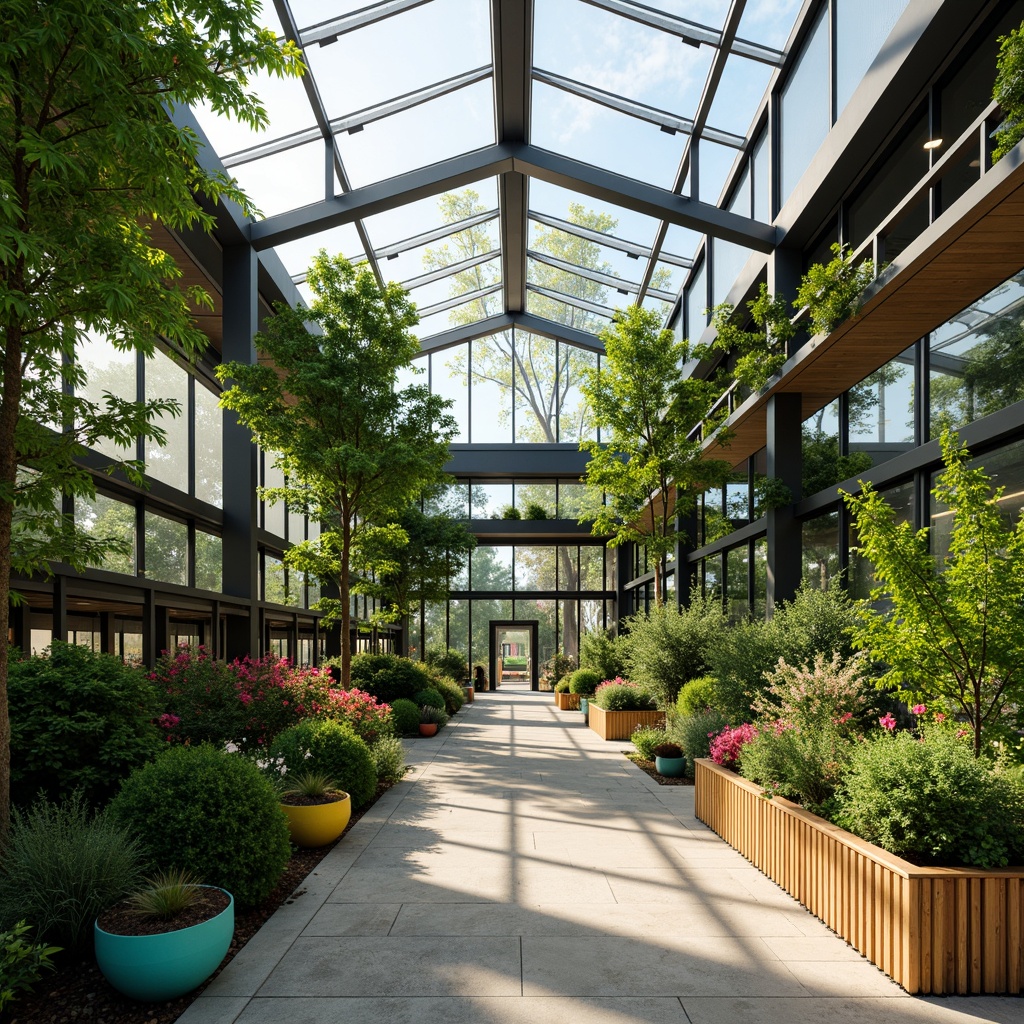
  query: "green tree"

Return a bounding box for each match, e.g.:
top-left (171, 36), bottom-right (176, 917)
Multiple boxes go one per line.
top-left (218, 253), bottom-right (458, 687)
top-left (0, 0), bottom-right (299, 835)
top-left (842, 430), bottom-right (1024, 755)
top-left (580, 305), bottom-right (733, 606)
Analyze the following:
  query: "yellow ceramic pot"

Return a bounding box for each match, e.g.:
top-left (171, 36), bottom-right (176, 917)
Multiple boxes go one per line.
top-left (279, 792), bottom-right (351, 847)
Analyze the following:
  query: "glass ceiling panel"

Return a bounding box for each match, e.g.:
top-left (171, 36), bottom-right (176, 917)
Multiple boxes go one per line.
top-left (407, 256), bottom-right (501, 308)
top-left (527, 220), bottom-right (652, 285)
top-left (362, 180), bottom-right (499, 253)
top-left (527, 261), bottom-right (624, 308)
top-left (291, 0), bottom-right (378, 24)
top-left (273, 223), bottom-right (366, 280)
top-left (531, 83), bottom-right (687, 189)
top-left (302, 0), bottom-right (491, 118)
top-left (698, 140), bottom-right (742, 205)
top-left (663, 223), bottom-right (704, 262)
top-left (228, 141), bottom-right (325, 218)
top-left (642, 295), bottom-right (673, 320)
top-left (337, 81), bottom-right (495, 188)
top-left (529, 181), bottom-right (663, 251)
top-left (415, 295), bottom-right (498, 340)
top-left (651, 260), bottom-right (686, 298)
top-left (736, 0), bottom-right (803, 50)
top-left (706, 56), bottom-right (774, 138)
top-left (386, 225), bottom-right (500, 285)
top-left (526, 292), bottom-right (613, 334)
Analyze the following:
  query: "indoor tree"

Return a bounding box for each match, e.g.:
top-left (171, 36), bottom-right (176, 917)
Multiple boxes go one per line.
top-left (580, 305), bottom-right (733, 606)
top-left (0, 0), bottom-right (300, 836)
top-left (842, 430), bottom-right (1024, 755)
top-left (218, 253), bottom-right (458, 687)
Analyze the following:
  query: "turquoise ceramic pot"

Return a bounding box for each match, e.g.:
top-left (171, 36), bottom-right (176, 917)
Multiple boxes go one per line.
top-left (655, 755), bottom-right (687, 778)
top-left (579, 697), bottom-right (589, 720)
top-left (95, 887), bottom-right (233, 1001)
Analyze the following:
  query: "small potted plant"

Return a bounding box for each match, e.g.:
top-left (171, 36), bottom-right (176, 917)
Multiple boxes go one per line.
top-left (278, 770), bottom-right (351, 848)
top-left (94, 868), bottom-right (233, 1002)
top-left (652, 742), bottom-right (686, 778)
top-left (419, 704), bottom-right (447, 737)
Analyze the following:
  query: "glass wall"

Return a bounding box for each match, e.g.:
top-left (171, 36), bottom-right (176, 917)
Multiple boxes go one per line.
top-left (849, 479), bottom-right (915, 599)
top-left (835, 0), bottom-right (911, 117)
top-left (802, 511), bottom-right (841, 590)
top-left (145, 350), bottom-right (189, 493)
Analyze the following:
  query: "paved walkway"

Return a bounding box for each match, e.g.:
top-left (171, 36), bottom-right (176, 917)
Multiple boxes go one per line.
top-left (180, 689), bottom-right (1024, 1024)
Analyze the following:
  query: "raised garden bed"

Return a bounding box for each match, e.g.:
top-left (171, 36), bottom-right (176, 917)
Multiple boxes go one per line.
top-left (695, 758), bottom-right (1024, 995)
top-left (555, 691), bottom-right (580, 711)
top-left (588, 704), bottom-right (664, 741)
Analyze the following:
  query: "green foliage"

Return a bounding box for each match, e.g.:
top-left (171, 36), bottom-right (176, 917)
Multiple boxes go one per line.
top-left (593, 682), bottom-right (656, 711)
top-left (280, 771), bottom-right (340, 800)
top-left (109, 745), bottom-right (290, 907)
top-left (567, 668), bottom-right (602, 696)
top-left (580, 304), bottom-right (733, 605)
top-left (631, 724), bottom-right (668, 760)
top-left (369, 735), bottom-right (408, 785)
top-left (9, 641), bottom-right (162, 807)
top-left (425, 648), bottom-right (468, 683)
top-left (269, 720), bottom-right (377, 810)
top-left (801, 429), bottom-right (873, 498)
top-left (668, 710), bottom-right (729, 766)
top-left (427, 675), bottom-right (465, 715)
top-left (126, 868), bottom-right (204, 920)
top-left (578, 628), bottom-right (625, 681)
top-left (620, 592), bottom-right (727, 708)
top-left (542, 650), bottom-right (577, 688)
top-left (217, 253), bottom-right (458, 688)
top-left (0, 793), bottom-right (143, 947)
top-left (675, 675), bottom-right (720, 718)
top-left (499, 504), bottom-right (521, 520)
top-left (993, 21), bottom-right (1024, 161)
top-left (795, 243), bottom-right (876, 337)
top-left (420, 704), bottom-right (449, 727)
top-left (521, 501), bottom-right (549, 520)
top-left (349, 652), bottom-right (436, 704)
top-left (0, 921), bottom-right (60, 1012)
top-left (415, 688), bottom-right (446, 711)
top-left (842, 430), bottom-right (1024, 755)
top-left (709, 282), bottom-right (794, 392)
top-left (554, 677), bottom-right (571, 694)
top-left (390, 698), bottom-right (422, 735)
top-left (835, 731), bottom-right (1024, 868)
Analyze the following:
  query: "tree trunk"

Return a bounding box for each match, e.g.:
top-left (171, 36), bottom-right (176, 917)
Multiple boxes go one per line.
top-left (339, 517), bottom-right (352, 689)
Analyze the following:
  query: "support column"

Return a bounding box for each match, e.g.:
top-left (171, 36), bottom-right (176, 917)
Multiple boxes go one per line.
top-left (615, 541), bottom-right (635, 626)
top-left (221, 243), bottom-right (260, 660)
top-left (52, 574), bottom-right (67, 643)
top-left (766, 393), bottom-right (803, 615)
top-left (674, 510), bottom-right (698, 608)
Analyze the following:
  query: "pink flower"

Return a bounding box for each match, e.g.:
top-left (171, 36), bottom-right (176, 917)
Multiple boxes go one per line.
top-left (879, 713), bottom-right (897, 731)
top-left (157, 713), bottom-right (180, 730)
top-left (934, 713), bottom-right (946, 723)
top-left (238, 691), bottom-right (253, 705)
top-left (911, 704), bottom-right (926, 716)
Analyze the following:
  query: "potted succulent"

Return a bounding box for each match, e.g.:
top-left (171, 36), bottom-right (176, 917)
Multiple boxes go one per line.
top-left (94, 869), bottom-right (233, 1002)
top-left (419, 704), bottom-right (447, 737)
top-left (278, 770), bottom-right (351, 848)
top-left (652, 742), bottom-right (686, 778)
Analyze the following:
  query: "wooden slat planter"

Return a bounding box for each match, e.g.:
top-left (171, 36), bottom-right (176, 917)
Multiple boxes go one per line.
top-left (588, 704), bottom-right (664, 741)
top-left (555, 692), bottom-right (580, 711)
top-left (695, 759), bottom-right (1024, 995)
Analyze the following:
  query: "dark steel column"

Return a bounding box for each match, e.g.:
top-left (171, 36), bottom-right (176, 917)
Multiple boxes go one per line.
top-left (766, 393), bottom-right (803, 615)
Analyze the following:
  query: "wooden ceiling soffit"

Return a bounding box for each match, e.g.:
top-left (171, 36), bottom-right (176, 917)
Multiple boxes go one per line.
top-left (702, 154), bottom-right (1024, 468)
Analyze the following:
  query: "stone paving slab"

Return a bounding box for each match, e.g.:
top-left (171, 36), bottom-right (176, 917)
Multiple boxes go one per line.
top-left (177, 689), bottom-right (1024, 1024)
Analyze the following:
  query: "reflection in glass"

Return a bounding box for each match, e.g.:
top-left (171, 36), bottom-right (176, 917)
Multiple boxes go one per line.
top-left (727, 544), bottom-right (749, 622)
top-left (448, 600), bottom-right (469, 664)
top-left (471, 336), bottom-right (513, 442)
top-left (194, 382), bottom-right (222, 508)
top-left (836, 0), bottom-right (910, 117)
top-left (802, 512), bottom-right (840, 591)
top-left (515, 547), bottom-right (557, 591)
top-left (515, 481), bottom-right (556, 517)
top-left (195, 531), bottom-right (222, 592)
top-left (703, 553), bottom-right (722, 601)
top-left (579, 546), bottom-right (604, 591)
top-left (752, 538), bottom-right (768, 620)
top-left (470, 598), bottom-right (512, 668)
top-left (686, 258), bottom-right (707, 340)
top-left (850, 479), bottom-right (915, 600)
top-left (557, 546), bottom-right (579, 591)
top-left (472, 545), bottom-right (513, 590)
top-left (849, 347), bottom-right (916, 466)
top-left (262, 456), bottom-right (286, 537)
top-left (145, 351), bottom-right (188, 492)
top-left (144, 511), bottom-right (187, 586)
top-left (76, 492), bottom-right (135, 576)
top-left (470, 482), bottom-right (512, 518)
top-left (559, 599), bottom-right (579, 661)
top-left (77, 333), bottom-right (137, 463)
top-left (432, 345), bottom-right (469, 443)
top-left (557, 482), bottom-right (587, 519)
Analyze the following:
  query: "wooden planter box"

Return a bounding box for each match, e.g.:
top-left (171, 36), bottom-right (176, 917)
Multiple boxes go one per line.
top-left (695, 758), bottom-right (1024, 995)
top-left (588, 704), bottom-right (664, 741)
top-left (555, 692), bottom-right (580, 711)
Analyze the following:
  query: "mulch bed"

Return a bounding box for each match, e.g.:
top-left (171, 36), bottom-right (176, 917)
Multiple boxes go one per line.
top-left (6, 780), bottom-right (395, 1024)
top-left (624, 752), bottom-right (694, 786)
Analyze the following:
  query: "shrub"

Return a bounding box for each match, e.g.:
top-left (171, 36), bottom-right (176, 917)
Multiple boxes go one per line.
top-left (567, 668), bottom-right (602, 696)
top-left (349, 652), bottom-right (435, 704)
top-left (541, 650), bottom-right (576, 690)
top-left (668, 710), bottom-right (729, 766)
top-left (834, 731), bottom-right (1024, 868)
top-left (994, 21), bottom-right (1024, 161)
top-left (500, 504), bottom-right (521, 519)
top-left (0, 921), bottom-right (60, 1012)
top-left (270, 719), bottom-right (378, 809)
top-left (554, 677), bottom-right (570, 693)
top-left (631, 724), bottom-right (667, 760)
top-left (425, 647), bottom-right (467, 683)
top-left (427, 674), bottom-right (465, 715)
top-left (9, 641), bottom-right (163, 807)
top-left (0, 793), bottom-right (143, 947)
top-left (592, 679), bottom-right (656, 711)
top-left (708, 723), bottom-right (758, 770)
top-left (619, 592), bottom-right (726, 707)
top-left (370, 735), bottom-right (408, 785)
top-left (390, 698), bottom-right (422, 735)
top-left (578, 629), bottom-right (624, 681)
top-left (675, 675), bottom-right (720, 718)
top-left (330, 688), bottom-right (393, 743)
top-left (415, 687), bottom-right (446, 711)
top-left (109, 744), bottom-right (290, 907)
top-left (420, 704), bottom-right (449, 727)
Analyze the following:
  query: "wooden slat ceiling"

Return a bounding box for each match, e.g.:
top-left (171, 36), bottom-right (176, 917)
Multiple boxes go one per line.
top-left (703, 159), bottom-right (1024, 468)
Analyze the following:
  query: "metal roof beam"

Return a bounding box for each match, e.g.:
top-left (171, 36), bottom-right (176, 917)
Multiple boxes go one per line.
top-left (529, 210), bottom-right (692, 267)
top-left (416, 313), bottom-right (516, 354)
top-left (299, 0), bottom-right (432, 46)
top-left (527, 249), bottom-right (675, 303)
top-left (418, 283), bottom-right (503, 318)
top-left (527, 283), bottom-right (616, 318)
top-left (375, 208), bottom-right (499, 259)
top-left (401, 249), bottom-right (501, 291)
top-left (512, 311), bottom-right (605, 353)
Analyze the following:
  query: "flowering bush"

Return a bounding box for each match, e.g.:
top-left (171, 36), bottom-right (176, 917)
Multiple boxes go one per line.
top-left (592, 678), bottom-right (656, 711)
top-left (709, 723), bottom-right (758, 770)
top-left (330, 689), bottom-right (393, 743)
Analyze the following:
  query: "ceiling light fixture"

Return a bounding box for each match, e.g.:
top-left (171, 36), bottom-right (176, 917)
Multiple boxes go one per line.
top-left (923, 138), bottom-right (943, 150)
top-left (680, 34), bottom-right (702, 48)
top-left (318, 34), bottom-right (338, 47)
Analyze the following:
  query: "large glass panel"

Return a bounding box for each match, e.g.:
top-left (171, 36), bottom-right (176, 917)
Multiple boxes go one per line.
top-left (470, 335), bottom-right (513, 442)
top-left (516, 599), bottom-right (557, 667)
top-left (75, 492), bottom-right (135, 576)
top-left (558, 345), bottom-right (597, 443)
top-left (514, 481), bottom-right (556, 517)
top-left (801, 399), bottom-right (853, 498)
top-left (145, 350), bottom-right (188, 492)
top-left (429, 481), bottom-right (469, 519)
top-left (929, 272), bottom-right (1024, 437)
top-left (144, 511), bottom-right (187, 586)
top-left (448, 600), bottom-right (469, 662)
top-left (848, 347), bottom-right (916, 467)
top-left (195, 531), bottom-right (222, 592)
top-left (703, 553), bottom-right (722, 601)
top-left (513, 332), bottom-right (559, 442)
top-left (431, 345), bottom-right (469, 443)
top-left (835, 0), bottom-right (910, 117)
top-left (470, 481), bottom-right (512, 518)
top-left (686, 258), bottom-right (707, 341)
top-left (849, 479), bottom-right (915, 600)
top-left (802, 511), bottom-right (840, 591)
top-left (712, 237), bottom-right (753, 306)
top-left (262, 456), bottom-right (286, 537)
top-left (515, 546), bottom-right (557, 591)
top-left (424, 601), bottom-right (447, 654)
top-left (752, 127), bottom-right (770, 224)
top-left (77, 333), bottom-right (137, 462)
top-left (557, 481), bottom-right (587, 519)
top-left (559, 598), bottom-right (579, 661)
top-left (472, 546), bottom-right (513, 590)
top-left (469, 598), bottom-right (512, 669)
top-left (726, 544), bottom-right (749, 622)
top-left (264, 554), bottom-right (286, 605)
top-left (451, 548), bottom-right (470, 590)
top-left (557, 546), bottom-right (579, 590)
top-left (604, 547), bottom-right (617, 593)
top-left (780, 5), bottom-right (829, 206)
top-left (579, 546), bottom-right (604, 591)
top-left (579, 598), bottom-right (604, 647)
top-left (752, 538), bottom-right (768, 620)
top-left (194, 381), bottom-right (222, 507)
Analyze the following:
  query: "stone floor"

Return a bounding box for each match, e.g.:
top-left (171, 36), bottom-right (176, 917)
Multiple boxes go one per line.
top-left (178, 687), bottom-right (1024, 1024)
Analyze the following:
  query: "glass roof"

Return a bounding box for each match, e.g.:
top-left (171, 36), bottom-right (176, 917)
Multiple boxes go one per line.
top-left (191, 0), bottom-right (806, 349)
